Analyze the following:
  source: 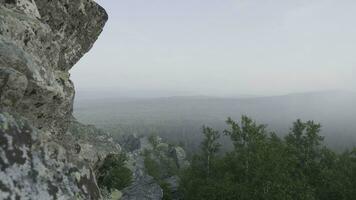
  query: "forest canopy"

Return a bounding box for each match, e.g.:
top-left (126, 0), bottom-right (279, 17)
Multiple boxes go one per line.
top-left (180, 116), bottom-right (356, 200)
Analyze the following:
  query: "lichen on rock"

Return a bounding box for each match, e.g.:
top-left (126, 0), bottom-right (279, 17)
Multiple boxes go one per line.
top-left (0, 112), bottom-right (102, 199)
top-left (0, 0), bottom-right (109, 199)
top-left (0, 0), bottom-right (108, 135)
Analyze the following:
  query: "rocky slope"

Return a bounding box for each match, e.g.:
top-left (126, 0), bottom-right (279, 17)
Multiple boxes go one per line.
top-left (0, 0), bottom-right (107, 135)
top-left (0, 0), bottom-right (111, 199)
top-left (119, 135), bottom-right (189, 200)
top-left (0, 1), bottom-right (189, 199)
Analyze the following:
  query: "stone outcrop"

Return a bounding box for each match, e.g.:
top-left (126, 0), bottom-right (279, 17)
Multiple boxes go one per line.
top-left (170, 146), bottom-right (189, 170)
top-left (0, 1), bottom-right (187, 199)
top-left (65, 119), bottom-right (121, 167)
top-left (0, 0), bottom-right (109, 199)
top-left (121, 136), bottom-right (164, 200)
top-left (0, 112), bottom-right (101, 199)
top-left (118, 135), bottom-right (189, 200)
top-left (0, 0), bottom-right (107, 135)
top-left (35, 0), bottom-right (108, 71)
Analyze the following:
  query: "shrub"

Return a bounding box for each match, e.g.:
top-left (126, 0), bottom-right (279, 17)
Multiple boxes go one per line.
top-left (144, 152), bottom-right (160, 179)
top-left (96, 153), bottom-right (133, 191)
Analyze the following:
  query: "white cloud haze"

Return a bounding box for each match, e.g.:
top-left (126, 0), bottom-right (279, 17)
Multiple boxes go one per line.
top-left (71, 0), bottom-right (356, 97)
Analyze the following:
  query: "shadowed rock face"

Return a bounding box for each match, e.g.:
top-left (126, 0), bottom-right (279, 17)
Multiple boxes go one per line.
top-left (0, 0), bottom-right (107, 135)
top-left (0, 0), bottom-right (40, 18)
top-left (35, 0), bottom-right (108, 71)
top-left (0, 0), bottom-right (109, 199)
top-left (0, 112), bottom-right (102, 199)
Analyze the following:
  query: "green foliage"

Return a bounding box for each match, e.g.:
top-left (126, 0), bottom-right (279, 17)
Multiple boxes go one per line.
top-left (148, 134), bottom-right (160, 149)
top-left (143, 143), bottom-right (181, 200)
top-left (144, 150), bottom-right (178, 199)
top-left (160, 181), bottom-right (174, 200)
top-left (180, 116), bottom-right (356, 200)
top-left (96, 153), bottom-right (133, 192)
top-left (144, 151), bottom-right (161, 179)
top-left (201, 126), bottom-right (221, 177)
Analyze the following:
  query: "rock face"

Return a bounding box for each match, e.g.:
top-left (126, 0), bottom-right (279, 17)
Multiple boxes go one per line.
top-left (0, 0), bottom-right (107, 135)
top-left (35, 0), bottom-right (108, 71)
top-left (119, 135), bottom-right (189, 200)
top-left (65, 120), bottom-right (121, 167)
top-left (170, 146), bottom-right (189, 169)
top-left (0, 0), bottom-right (109, 199)
top-left (0, 112), bottom-right (101, 199)
top-left (122, 136), bottom-right (164, 200)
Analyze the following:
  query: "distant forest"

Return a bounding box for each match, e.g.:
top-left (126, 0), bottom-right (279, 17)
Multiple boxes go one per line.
top-left (180, 116), bottom-right (356, 200)
top-left (74, 91), bottom-right (356, 153)
top-left (74, 90), bottom-right (356, 199)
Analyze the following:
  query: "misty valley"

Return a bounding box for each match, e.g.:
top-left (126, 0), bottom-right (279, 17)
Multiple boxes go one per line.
top-left (1, 0), bottom-right (356, 199)
top-left (75, 90), bottom-right (356, 152)
top-left (73, 90), bottom-right (356, 199)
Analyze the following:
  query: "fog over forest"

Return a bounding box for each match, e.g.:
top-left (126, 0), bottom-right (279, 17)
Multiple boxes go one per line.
top-left (71, 1), bottom-right (356, 198)
top-left (74, 90), bottom-right (356, 152)
top-left (2, 0), bottom-right (356, 199)
top-left (71, 0), bottom-right (356, 153)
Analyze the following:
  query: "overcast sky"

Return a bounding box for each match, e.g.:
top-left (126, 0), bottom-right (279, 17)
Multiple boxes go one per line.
top-left (71, 0), bottom-right (356, 97)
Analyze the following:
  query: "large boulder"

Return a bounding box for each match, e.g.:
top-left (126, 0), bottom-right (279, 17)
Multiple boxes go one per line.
top-left (170, 146), bottom-right (189, 169)
top-left (0, 112), bottom-right (101, 199)
top-left (122, 151), bottom-right (163, 200)
top-left (119, 135), bottom-right (190, 200)
top-left (118, 135), bottom-right (163, 200)
top-left (35, 0), bottom-right (108, 71)
top-left (0, 0), bottom-right (40, 18)
top-left (0, 0), bottom-right (109, 199)
top-left (119, 134), bottom-right (142, 152)
top-left (0, 0), bottom-right (107, 135)
top-left (65, 120), bottom-right (121, 167)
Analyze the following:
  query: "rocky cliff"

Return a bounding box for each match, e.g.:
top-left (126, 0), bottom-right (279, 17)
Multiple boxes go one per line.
top-left (0, 1), bottom-right (188, 199)
top-left (0, 0), bottom-right (111, 199)
top-left (0, 0), bottom-right (107, 135)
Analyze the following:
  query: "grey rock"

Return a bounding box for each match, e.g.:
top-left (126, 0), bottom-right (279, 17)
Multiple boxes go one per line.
top-left (35, 0), bottom-right (108, 71)
top-left (65, 119), bottom-right (121, 167)
top-left (119, 134), bottom-right (142, 152)
top-left (120, 135), bottom-right (190, 200)
top-left (0, 67), bottom-right (28, 107)
top-left (0, 0), bottom-right (109, 199)
top-left (170, 146), bottom-right (189, 169)
top-left (0, 112), bottom-right (101, 200)
top-left (117, 135), bottom-right (164, 200)
top-left (122, 151), bottom-right (163, 200)
top-left (0, 0), bottom-right (40, 18)
top-left (0, 0), bottom-right (107, 135)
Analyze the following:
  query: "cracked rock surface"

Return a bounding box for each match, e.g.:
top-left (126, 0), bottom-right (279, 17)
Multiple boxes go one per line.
top-left (0, 0), bottom-right (110, 199)
top-left (0, 0), bottom-right (107, 135)
top-left (0, 112), bottom-right (101, 199)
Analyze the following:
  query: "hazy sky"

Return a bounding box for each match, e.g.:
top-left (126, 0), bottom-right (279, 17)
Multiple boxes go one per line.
top-left (71, 0), bottom-right (356, 97)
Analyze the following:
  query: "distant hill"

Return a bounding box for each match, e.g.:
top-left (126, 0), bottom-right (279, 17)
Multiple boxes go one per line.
top-left (74, 90), bottom-right (356, 151)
